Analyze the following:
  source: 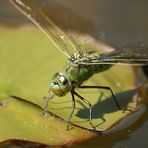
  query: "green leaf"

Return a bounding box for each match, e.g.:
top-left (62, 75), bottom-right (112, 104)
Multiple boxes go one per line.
top-left (0, 26), bottom-right (98, 146)
top-left (0, 96), bottom-right (97, 145)
top-left (0, 26), bottom-right (146, 145)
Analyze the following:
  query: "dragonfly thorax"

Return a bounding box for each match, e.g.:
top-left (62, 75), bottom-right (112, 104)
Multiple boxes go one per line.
top-left (50, 73), bottom-right (72, 97)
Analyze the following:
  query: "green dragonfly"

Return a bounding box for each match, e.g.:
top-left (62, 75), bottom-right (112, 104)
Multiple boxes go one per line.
top-left (10, 0), bottom-right (148, 130)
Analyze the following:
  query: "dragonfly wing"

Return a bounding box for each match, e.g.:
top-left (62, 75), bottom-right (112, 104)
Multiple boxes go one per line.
top-left (9, 0), bottom-right (79, 58)
top-left (98, 44), bottom-right (148, 65)
top-left (83, 44), bottom-right (148, 65)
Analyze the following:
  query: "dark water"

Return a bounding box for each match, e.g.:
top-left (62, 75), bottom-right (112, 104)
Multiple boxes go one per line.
top-left (2, 0), bottom-right (148, 47)
top-left (0, 0), bottom-right (148, 147)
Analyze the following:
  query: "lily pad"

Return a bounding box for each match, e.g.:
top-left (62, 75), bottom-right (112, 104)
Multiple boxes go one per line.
top-left (0, 96), bottom-right (97, 146)
top-left (0, 26), bottom-right (99, 145)
top-left (0, 26), bottom-right (147, 145)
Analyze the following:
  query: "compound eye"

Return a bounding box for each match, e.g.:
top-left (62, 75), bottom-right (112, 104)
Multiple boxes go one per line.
top-left (59, 76), bottom-right (68, 85)
top-left (50, 81), bottom-right (59, 88)
top-left (52, 82), bottom-right (58, 85)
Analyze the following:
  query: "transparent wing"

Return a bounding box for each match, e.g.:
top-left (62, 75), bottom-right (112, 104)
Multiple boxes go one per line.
top-left (9, 0), bottom-right (79, 58)
top-left (88, 44), bottom-right (148, 65)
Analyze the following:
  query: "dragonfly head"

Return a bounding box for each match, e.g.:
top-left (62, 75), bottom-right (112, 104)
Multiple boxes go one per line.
top-left (50, 73), bottom-right (72, 97)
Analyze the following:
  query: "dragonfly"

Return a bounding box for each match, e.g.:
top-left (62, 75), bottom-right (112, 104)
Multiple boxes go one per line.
top-left (10, 0), bottom-right (148, 130)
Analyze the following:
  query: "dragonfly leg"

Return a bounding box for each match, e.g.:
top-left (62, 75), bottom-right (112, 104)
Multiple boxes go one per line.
top-left (43, 96), bottom-right (49, 116)
top-left (66, 92), bottom-right (76, 130)
top-left (79, 85), bottom-right (122, 110)
top-left (73, 91), bottom-right (94, 128)
top-left (43, 89), bottom-right (54, 116)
